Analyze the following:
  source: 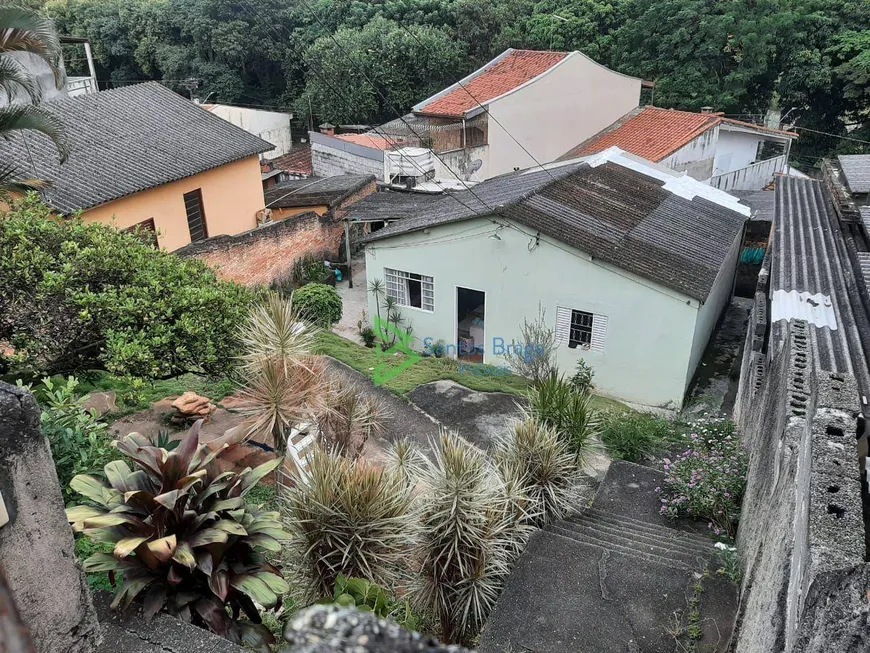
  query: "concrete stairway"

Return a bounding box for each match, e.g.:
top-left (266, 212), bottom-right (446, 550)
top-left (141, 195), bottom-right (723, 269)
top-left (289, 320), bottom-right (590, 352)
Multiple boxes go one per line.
top-left (547, 507), bottom-right (715, 572)
top-left (479, 461), bottom-right (736, 653)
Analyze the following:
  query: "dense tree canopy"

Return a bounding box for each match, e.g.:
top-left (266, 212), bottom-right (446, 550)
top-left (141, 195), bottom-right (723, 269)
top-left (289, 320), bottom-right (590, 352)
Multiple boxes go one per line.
top-left (42, 0), bottom-right (870, 162)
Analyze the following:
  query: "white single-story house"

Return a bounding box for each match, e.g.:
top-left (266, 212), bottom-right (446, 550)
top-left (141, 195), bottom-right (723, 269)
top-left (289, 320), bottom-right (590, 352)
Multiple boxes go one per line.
top-left (560, 106), bottom-right (798, 192)
top-left (200, 102), bottom-right (293, 159)
top-left (363, 147), bottom-right (749, 408)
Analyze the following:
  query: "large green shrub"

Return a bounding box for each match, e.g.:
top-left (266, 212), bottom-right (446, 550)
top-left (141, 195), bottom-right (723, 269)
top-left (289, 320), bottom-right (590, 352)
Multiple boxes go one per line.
top-left (0, 195), bottom-right (252, 379)
top-left (292, 283), bottom-right (342, 327)
top-left (68, 423), bottom-right (288, 649)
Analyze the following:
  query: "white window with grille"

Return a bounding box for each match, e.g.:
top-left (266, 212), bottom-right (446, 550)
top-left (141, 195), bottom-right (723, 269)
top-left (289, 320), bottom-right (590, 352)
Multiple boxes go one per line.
top-left (384, 268), bottom-right (434, 312)
top-left (555, 306), bottom-right (608, 352)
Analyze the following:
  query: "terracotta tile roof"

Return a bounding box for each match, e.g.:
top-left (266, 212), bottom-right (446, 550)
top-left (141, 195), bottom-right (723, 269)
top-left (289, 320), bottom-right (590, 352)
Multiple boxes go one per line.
top-left (560, 107), bottom-right (798, 163)
top-left (334, 133), bottom-right (396, 150)
top-left (415, 49), bottom-right (570, 118)
top-left (269, 144), bottom-right (312, 176)
top-left (560, 107), bottom-right (719, 162)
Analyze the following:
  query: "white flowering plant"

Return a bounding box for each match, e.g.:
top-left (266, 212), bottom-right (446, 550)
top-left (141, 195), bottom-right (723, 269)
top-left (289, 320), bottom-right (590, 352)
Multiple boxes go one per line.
top-left (655, 418), bottom-right (747, 538)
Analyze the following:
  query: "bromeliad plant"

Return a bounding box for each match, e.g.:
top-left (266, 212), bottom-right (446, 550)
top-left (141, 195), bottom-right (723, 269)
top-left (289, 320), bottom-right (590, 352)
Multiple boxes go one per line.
top-left (66, 422), bottom-right (290, 651)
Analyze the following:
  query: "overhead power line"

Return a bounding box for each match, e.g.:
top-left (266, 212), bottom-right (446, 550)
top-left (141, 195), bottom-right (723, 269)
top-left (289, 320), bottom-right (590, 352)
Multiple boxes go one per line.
top-left (231, 0), bottom-right (503, 220)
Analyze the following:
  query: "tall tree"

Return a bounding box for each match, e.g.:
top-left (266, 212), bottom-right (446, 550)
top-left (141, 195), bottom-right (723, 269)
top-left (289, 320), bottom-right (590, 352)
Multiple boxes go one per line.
top-left (0, 3), bottom-right (67, 192)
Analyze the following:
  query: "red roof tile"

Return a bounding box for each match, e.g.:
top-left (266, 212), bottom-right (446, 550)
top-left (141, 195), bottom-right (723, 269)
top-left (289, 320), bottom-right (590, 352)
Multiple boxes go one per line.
top-left (335, 133), bottom-right (396, 150)
top-left (561, 107), bottom-right (719, 162)
top-left (560, 107), bottom-right (798, 163)
top-left (415, 50), bottom-right (570, 118)
top-left (268, 144), bottom-right (312, 176)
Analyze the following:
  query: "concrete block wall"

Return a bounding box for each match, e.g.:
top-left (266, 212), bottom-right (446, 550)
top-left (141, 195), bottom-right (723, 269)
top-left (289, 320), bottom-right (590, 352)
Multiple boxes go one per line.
top-left (0, 382), bottom-right (101, 652)
top-left (312, 142), bottom-right (384, 180)
top-left (732, 322), bottom-right (869, 653)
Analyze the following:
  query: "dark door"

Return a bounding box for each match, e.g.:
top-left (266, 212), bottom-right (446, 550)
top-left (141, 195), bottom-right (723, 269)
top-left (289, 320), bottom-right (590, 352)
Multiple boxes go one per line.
top-left (183, 189), bottom-right (208, 242)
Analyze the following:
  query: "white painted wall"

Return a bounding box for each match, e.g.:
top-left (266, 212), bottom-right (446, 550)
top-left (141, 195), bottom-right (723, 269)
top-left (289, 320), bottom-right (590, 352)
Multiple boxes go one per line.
top-left (661, 125), bottom-right (719, 181)
top-left (434, 145), bottom-right (490, 182)
top-left (206, 104), bottom-right (292, 158)
top-left (485, 53), bottom-right (642, 177)
top-left (311, 136), bottom-right (385, 179)
top-left (686, 230), bottom-right (742, 387)
top-left (714, 129), bottom-right (764, 175)
top-left (365, 217), bottom-right (705, 408)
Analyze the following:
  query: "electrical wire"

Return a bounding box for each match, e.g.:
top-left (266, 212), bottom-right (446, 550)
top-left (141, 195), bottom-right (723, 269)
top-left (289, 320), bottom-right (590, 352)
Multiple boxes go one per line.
top-left (231, 0), bottom-right (498, 221)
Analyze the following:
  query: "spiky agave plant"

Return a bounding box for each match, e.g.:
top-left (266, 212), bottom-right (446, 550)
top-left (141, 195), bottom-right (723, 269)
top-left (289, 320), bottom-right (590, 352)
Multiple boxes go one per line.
top-left (527, 371), bottom-right (602, 466)
top-left (282, 446), bottom-right (417, 603)
top-left (317, 376), bottom-right (390, 458)
top-left (66, 422), bottom-right (289, 651)
top-left (413, 432), bottom-right (526, 645)
top-left (494, 417), bottom-right (584, 528)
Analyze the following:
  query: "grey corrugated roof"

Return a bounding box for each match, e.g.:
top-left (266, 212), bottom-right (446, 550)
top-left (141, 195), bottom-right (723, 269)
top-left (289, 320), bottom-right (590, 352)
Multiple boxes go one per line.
top-left (264, 174), bottom-right (375, 209)
top-left (838, 155), bottom-right (870, 194)
top-left (770, 176), bottom-right (870, 393)
top-left (365, 160), bottom-right (746, 302)
top-left (344, 189), bottom-right (451, 222)
top-left (732, 190), bottom-right (775, 221)
top-left (0, 82), bottom-right (274, 213)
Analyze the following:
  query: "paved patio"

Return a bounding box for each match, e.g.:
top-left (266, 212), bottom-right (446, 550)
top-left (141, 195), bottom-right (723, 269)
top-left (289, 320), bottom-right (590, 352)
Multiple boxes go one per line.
top-left (333, 253), bottom-right (368, 344)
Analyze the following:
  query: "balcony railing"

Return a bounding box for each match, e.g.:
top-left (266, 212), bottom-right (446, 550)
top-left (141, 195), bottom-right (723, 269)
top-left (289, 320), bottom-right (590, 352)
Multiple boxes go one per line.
top-left (66, 76), bottom-right (97, 97)
top-left (710, 154), bottom-right (787, 192)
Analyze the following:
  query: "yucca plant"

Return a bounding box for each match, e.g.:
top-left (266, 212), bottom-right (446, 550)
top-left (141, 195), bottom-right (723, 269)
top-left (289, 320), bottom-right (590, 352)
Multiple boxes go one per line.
top-left (282, 446), bottom-right (417, 603)
top-left (527, 371), bottom-right (601, 465)
top-left (235, 355), bottom-right (328, 455)
top-left (235, 294), bottom-right (328, 456)
top-left (413, 432), bottom-right (526, 645)
top-left (317, 376), bottom-right (390, 458)
top-left (494, 417), bottom-right (583, 527)
top-left (237, 292), bottom-right (315, 372)
top-left (66, 422), bottom-right (289, 651)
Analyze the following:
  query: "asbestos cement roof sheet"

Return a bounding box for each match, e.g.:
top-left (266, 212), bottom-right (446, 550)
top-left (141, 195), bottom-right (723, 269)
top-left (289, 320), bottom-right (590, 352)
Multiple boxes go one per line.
top-left (365, 147), bottom-right (747, 302)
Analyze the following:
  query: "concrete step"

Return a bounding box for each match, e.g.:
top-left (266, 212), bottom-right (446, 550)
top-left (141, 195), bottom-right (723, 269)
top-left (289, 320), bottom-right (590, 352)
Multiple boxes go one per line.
top-left (556, 513), bottom-right (714, 559)
top-left (546, 529), bottom-right (696, 572)
top-left (547, 523), bottom-right (706, 571)
top-left (581, 507), bottom-right (715, 550)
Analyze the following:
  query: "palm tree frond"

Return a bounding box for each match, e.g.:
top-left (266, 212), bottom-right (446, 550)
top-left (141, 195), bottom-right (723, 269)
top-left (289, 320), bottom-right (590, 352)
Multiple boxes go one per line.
top-left (0, 7), bottom-right (65, 90)
top-left (0, 160), bottom-right (47, 195)
top-left (0, 103), bottom-right (68, 161)
top-left (0, 55), bottom-right (40, 103)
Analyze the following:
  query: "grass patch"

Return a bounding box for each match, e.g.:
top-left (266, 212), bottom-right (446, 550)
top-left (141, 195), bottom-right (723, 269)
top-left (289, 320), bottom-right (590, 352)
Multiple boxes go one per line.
top-left (245, 483), bottom-right (279, 512)
top-left (313, 331), bottom-right (625, 413)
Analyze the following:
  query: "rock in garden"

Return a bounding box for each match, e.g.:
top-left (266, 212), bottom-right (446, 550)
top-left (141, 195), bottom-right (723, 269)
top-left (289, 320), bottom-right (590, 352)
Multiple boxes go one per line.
top-left (170, 391), bottom-right (216, 424)
top-left (282, 605), bottom-right (472, 653)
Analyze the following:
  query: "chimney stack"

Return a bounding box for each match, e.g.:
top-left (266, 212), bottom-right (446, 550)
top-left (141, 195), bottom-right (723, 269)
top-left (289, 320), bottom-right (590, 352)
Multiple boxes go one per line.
top-left (319, 122), bottom-right (335, 137)
top-left (700, 106), bottom-right (714, 114)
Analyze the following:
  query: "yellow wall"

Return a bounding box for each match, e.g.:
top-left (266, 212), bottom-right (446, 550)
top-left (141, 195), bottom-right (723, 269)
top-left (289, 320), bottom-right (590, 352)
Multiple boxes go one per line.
top-left (82, 156), bottom-right (265, 251)
top-left (272, 205), bottom-right (328, 221)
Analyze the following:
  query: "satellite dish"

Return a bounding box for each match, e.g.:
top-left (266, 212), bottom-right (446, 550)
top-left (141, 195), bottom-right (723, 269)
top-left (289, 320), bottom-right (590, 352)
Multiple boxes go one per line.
top-left (463, 159), bottom-right (483, 180)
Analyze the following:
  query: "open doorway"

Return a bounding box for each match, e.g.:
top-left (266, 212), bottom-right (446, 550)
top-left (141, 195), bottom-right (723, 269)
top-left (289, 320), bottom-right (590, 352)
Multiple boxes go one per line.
top-left (456, 287), bottom-right (485, 363)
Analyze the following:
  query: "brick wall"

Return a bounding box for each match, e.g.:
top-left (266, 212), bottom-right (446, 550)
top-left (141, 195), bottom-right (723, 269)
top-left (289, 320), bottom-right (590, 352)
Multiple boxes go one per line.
top-left (177, 181), bottom-right (376, 286)
top-left (177, 211), bottom-right (342, 286)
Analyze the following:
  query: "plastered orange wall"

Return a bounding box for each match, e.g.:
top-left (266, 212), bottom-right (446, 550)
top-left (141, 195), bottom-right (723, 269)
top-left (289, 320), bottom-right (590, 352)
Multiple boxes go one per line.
top-left (82, 156), bottom-right (265, 252)
top-left (272, 205), bottom-right (328, 221)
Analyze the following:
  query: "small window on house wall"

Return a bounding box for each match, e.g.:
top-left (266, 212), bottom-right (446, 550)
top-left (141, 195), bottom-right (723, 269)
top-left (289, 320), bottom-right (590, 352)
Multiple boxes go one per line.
top-left (123, 218), bottom-right (158, 248)
top-left (183, 189), bottom-right (208, 242)
top-left (555, 306), bottom-right (608, 352)
top-left (385, 268), bottom-right (434, 311)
